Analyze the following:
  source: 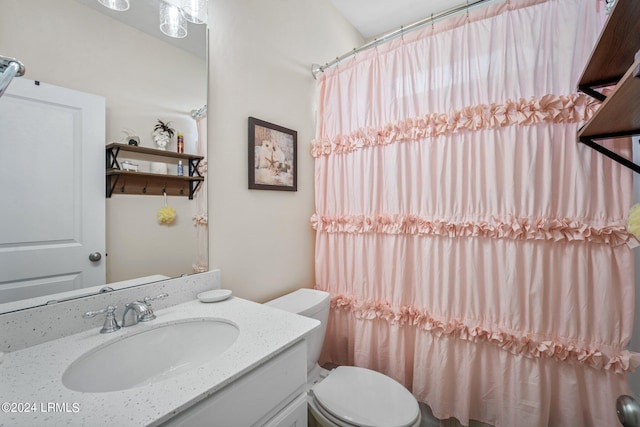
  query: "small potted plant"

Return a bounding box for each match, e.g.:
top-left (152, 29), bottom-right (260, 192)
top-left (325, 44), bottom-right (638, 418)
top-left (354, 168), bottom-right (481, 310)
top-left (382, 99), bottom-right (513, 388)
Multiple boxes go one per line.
top-left (152, 119), bottom-right (175, 151)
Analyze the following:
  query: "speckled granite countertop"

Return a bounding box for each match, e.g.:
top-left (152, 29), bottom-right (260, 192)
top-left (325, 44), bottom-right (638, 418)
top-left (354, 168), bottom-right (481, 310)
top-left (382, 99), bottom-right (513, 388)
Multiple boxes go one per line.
top-left (0, 296), bottom-right (319, 426)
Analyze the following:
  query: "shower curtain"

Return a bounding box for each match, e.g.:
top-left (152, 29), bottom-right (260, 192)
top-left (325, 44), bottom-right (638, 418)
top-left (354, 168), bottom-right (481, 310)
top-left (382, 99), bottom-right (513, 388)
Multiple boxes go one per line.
top-left (192, 114), bottom-right (208, 273)
top-left (312, 0), bottom-right (639, 425)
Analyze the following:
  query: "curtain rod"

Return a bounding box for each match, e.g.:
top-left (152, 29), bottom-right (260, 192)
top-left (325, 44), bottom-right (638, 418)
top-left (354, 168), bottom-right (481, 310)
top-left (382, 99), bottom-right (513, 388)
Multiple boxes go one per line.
top-left (311, 0), bottom-right (500, 78)
top-left (190, 105), bottom-right (207, 119)
top-left (0, 55), bottom-right (25, 76)
top-left (0, 55), bottom-right (25, 98)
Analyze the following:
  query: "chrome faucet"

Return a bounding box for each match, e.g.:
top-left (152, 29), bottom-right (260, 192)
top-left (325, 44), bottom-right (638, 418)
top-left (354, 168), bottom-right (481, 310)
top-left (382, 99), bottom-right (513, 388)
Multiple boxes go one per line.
top-left (121, 293), bottom-right (168, 327)
top-left (121, 301), bottom-right (150, 327)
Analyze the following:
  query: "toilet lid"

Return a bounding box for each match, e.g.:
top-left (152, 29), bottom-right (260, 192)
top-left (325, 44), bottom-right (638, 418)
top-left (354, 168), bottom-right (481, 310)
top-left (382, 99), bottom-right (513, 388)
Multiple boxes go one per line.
top-left (311, 366), bottom-right (419, 427)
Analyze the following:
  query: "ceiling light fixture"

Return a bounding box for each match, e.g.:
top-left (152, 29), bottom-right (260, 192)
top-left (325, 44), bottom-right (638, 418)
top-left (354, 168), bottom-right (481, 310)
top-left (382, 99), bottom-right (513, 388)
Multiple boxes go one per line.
top-left (180, 0), bottom-right (207, 25)
top-left (97, 0), bottom-right (130, 12)
top-left (160, 0), bottom-right (188, 39)
top-left (96, 0), bottom-right (208, 39)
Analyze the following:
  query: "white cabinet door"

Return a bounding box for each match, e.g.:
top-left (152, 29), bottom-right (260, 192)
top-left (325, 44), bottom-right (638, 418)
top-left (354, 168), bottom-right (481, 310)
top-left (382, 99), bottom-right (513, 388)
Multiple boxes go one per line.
top-left (262, 393), bottom-right (308, 427)
top-left (161, 341), bottom-right (307, 427)
top-left (0, 78), bottom-right (105, 303)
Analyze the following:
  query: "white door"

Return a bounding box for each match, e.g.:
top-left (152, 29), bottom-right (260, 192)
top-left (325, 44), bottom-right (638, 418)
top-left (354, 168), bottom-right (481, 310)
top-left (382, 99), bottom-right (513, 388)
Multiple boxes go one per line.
top-left (0, 78), bottom-right (105, 304)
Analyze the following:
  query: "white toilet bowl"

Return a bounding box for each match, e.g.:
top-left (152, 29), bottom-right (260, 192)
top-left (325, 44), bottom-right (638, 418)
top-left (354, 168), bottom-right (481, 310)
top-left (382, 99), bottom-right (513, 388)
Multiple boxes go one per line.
top-left (266, 289), bottom-right (421, 427)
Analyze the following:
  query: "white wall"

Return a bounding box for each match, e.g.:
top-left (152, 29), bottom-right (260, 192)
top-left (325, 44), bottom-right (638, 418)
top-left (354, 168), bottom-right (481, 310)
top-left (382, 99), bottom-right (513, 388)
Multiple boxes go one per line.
top-left (0, 0), bottom-right (207, 283)
top-left (207, 0), bottom-right (363, 302)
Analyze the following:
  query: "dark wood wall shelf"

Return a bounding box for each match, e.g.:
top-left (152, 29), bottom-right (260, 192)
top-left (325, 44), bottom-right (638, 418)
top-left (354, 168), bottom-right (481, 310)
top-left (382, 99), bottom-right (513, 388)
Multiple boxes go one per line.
top-left (577, 0), bottom-right (640, 173)
top-left (578, 0), bottom-right (640, 100)
top-left (106, 143), bottom-right (204, 199)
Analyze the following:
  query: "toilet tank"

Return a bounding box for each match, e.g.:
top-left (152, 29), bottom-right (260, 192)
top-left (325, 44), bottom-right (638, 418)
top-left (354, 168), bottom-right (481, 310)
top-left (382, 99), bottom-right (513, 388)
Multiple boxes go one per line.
top-left (265, 289), bottom-right (330, 374)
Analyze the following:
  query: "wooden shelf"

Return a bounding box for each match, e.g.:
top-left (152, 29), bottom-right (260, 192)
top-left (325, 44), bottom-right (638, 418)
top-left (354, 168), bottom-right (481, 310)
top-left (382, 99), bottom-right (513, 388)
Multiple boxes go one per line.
top-left (105, 142), bottom-right (204, 162)
top-left (576, 0), bottom-right (640, 174)
top-left (578, 56), bottom-right (640, 139)
top-left (578, 0), bottom-right (640, 99)
top-left (106, 143), bottom-right (205, 199)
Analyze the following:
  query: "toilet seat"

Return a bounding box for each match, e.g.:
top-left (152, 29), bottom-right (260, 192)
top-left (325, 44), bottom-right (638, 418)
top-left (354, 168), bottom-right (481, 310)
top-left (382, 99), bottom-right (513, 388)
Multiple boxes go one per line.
top-left (310, 366), bottom-right (420, 427)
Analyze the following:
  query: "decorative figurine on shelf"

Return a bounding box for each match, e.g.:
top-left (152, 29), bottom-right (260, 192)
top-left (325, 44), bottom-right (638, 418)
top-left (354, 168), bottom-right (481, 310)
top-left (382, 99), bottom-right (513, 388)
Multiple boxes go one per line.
top-left (151, 120), bottom-right (175, 174)
top-left (152, 119), bottom-right (175, 151)
top-left (121, 128), bottom-right (140, 146)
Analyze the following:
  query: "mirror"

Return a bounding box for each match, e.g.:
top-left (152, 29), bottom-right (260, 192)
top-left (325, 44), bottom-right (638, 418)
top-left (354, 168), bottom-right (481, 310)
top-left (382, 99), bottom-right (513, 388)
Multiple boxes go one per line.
top-left (0, 0), bottom-right (208, 314)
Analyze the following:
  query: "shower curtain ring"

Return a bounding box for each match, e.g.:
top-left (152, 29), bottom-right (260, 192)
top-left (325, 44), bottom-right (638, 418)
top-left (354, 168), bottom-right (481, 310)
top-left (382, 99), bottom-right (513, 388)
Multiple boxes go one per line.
top-left (465, 0), bottom-right (470, 23)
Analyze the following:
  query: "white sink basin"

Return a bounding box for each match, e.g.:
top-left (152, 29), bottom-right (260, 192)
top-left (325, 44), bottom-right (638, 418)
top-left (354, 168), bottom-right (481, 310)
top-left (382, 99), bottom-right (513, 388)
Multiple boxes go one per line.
top-left (62, 319), bottom-right (239, 393)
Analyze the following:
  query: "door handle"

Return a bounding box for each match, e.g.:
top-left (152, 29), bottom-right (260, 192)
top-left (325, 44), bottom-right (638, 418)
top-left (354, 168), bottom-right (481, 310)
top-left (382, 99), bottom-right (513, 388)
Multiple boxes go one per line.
top-left (89, 252), bottom-right (102, 262)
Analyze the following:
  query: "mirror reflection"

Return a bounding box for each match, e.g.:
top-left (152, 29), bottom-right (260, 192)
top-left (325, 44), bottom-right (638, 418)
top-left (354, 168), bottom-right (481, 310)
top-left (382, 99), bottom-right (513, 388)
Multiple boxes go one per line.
top-left (0, 0), bottom-right (208, 313)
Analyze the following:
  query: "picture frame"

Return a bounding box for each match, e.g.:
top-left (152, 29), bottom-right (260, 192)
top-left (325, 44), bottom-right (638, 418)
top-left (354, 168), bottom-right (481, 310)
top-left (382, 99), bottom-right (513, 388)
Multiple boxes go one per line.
top-left (248, 117), bottom-right (297, 191)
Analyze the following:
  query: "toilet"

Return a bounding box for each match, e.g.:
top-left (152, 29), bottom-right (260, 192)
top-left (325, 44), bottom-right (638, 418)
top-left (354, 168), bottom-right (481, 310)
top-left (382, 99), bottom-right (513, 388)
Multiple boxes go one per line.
top-left (266, 288), bottom-right (421, 427)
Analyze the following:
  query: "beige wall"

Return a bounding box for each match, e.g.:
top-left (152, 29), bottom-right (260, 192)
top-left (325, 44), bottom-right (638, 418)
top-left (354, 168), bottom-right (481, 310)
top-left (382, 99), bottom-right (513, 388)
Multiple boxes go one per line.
top-left (0, 0), bottom-right (207, 283)
top-left (207, 0), bottom-right (363, 302)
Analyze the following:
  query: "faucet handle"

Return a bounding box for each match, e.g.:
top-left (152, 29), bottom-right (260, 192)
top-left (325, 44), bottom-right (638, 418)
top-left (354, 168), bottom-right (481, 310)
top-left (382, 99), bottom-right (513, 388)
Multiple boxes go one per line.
top-left (83, 305), bottom-right (121, 334)
top-left (144, 293), bottom-right (169, 305)
top-left (140, 293), bottom-right (169, 322)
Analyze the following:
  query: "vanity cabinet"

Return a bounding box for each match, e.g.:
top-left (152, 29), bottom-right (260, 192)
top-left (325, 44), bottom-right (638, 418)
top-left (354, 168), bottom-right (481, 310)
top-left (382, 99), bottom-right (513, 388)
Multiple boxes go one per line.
top-left (160, 340), bottom-right (308, 427)
top-left (106, 143), bottom-right (204, 199)
top-left (577, 0), bottom-right (640, 172)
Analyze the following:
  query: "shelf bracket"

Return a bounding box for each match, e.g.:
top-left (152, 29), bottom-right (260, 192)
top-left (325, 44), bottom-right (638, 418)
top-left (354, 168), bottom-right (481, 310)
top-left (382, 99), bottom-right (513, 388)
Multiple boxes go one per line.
top-left (189, 181), bottom-right (201, 199)
top-left (579, 135), bottom-right (640, 174)
top-left (188, 157), bottom-right (203, 199)
top-left (189, 158), bottom-right (202, 178)
top-left (106, 145), bottom-right (122, 170)
top-left (106, 173), bottom-right (121, 198)
top-left (577, 84), bottom-right (607, 102)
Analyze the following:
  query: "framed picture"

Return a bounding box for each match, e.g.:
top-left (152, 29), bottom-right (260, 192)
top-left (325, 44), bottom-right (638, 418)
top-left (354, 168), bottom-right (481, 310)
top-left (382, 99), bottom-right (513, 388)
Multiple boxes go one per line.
top-left (248, 117), bottom-right (297, 191)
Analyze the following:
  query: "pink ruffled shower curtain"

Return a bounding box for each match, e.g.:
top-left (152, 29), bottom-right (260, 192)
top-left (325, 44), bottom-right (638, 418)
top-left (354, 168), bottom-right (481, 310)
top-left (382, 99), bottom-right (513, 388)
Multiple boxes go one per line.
top-left (312, 0), bottom-right (639, 425)
top-left (192, 115), bottom-right (208, 273)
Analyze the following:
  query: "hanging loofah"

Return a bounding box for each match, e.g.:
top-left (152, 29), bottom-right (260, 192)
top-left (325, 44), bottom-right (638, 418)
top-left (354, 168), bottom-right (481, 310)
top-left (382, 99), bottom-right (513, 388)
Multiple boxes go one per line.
top-left (158, 192), bottom-right (177, 225)
top-left (627, 203), bottom-right (640, 239)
